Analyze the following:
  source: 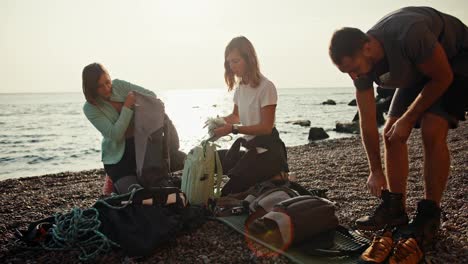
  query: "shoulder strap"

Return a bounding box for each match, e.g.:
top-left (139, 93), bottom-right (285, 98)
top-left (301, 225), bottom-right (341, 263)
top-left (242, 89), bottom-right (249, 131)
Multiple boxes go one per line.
top-left (248, 187), bottom-right (299, 213)
top-left (214, 148), bottom-right (223, 198)
top-left (306, 225), bottom-right (370, 257)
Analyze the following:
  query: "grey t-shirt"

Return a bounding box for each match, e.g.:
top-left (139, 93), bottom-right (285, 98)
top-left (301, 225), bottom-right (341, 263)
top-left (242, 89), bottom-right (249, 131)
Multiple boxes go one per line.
top-left (354, 6), bottom-right (468, 90)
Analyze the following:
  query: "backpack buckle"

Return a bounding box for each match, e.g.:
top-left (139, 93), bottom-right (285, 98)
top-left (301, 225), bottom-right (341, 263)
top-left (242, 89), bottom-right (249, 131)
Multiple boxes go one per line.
top-left (231, 206), bottom-right (245, 215)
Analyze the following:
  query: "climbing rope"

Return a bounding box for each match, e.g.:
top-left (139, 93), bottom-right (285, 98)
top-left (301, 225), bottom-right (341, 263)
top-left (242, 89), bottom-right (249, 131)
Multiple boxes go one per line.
top-left (41, 207), bottom-right (120, 261)
top-left (17, 188), bottom-right (144, 261)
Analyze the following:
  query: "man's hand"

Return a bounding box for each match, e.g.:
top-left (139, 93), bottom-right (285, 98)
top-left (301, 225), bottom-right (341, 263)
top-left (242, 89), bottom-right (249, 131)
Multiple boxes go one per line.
top-left (367, 169), bottom-right (387, 197)
top-left (385, 117), bottom-right (413, 143)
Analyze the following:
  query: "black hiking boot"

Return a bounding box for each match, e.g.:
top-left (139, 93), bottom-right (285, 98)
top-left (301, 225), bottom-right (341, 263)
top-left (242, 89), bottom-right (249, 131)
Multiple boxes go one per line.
top-left (395, 199), bottom-right (441, 250)
top-left (356, 190), bottom-right (408, 231)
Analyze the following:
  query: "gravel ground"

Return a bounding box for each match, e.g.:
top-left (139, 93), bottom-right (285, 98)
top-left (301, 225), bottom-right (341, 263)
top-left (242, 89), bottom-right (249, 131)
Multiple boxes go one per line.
top-left (0, 122), bottom-right (466, 263)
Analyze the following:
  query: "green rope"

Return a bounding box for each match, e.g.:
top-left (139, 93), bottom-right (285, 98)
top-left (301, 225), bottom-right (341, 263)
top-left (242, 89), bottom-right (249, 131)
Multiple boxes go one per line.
top-left (94, 186), bottom-right (139, 209)
top-left (41, 207), bottom-right (119, 261)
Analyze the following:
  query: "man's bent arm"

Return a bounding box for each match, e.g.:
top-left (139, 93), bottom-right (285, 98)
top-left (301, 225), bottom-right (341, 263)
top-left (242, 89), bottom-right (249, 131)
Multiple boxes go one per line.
top-left (402, 43), bottom-right (453, 124)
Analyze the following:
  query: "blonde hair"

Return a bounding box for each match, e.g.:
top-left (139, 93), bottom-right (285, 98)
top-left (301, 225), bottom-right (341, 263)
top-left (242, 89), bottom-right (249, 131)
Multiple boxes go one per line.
top-left (224, 36), bottom-right (261, 91)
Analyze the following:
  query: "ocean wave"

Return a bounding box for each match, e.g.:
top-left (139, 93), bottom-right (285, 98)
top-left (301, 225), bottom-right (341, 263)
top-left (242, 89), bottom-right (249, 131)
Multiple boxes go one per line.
top-left (0, 157), bottom-right (15, 162)
top-left (0, 139), bottom-right (52, 144)
top-left (0, 140), bottom-right (26, 144)
top-left (19, 134), bottom-right (60, 138)
top-left (27, 156), bottom-right (56, 164)
top-left (28, 139), bottom-right (44, 143)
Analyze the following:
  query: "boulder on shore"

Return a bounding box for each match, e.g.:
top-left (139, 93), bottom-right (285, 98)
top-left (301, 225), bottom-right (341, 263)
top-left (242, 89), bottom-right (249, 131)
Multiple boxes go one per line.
top-left (308, 127), bottom-right (329, 141)
top-left (335, 122), bottom-right (360, 134)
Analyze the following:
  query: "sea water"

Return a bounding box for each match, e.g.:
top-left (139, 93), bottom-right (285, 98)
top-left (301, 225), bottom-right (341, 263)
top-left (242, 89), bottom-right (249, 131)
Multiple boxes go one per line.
top-left (0, 87), bottom-right (356, 180)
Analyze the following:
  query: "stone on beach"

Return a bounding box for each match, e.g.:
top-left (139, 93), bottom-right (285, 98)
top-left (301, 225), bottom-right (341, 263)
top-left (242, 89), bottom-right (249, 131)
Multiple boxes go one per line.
top-left (308, 127), bottom-right (329, 140)
top-left (335, 121), bottom-right (360, 134)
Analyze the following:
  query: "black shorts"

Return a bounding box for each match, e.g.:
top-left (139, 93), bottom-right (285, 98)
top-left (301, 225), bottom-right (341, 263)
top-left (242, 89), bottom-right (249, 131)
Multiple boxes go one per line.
top-left (389, 51), bottom-right (468, 128)
top-left (388, 74), bottom-right (467, 128)
top-left (104, 138), bottom-right (136, 182)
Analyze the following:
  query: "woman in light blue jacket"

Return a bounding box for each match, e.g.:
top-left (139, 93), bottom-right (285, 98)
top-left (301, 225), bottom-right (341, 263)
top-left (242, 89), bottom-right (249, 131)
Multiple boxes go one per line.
top-left (82, 63), bottom-right (155, 192)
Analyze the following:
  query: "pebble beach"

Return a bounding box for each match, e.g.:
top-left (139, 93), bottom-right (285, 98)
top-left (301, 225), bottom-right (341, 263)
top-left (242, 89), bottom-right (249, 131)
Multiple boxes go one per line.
top-left (0, 121), bottom-right (466, 264)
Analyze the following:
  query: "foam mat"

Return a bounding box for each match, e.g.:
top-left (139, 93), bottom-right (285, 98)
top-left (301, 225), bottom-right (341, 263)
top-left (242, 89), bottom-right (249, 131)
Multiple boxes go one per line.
top-left (215, 214), bottom-right (370, 264)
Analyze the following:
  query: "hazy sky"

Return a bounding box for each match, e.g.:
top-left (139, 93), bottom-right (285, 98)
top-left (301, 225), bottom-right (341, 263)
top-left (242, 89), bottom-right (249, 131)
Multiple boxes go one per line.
top-left (1, 0), bottom-right (467, 93)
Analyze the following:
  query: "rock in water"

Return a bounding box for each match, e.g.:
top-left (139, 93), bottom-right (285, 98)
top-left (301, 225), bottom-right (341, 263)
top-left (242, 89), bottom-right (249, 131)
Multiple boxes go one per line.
top-left (348, 99), bottom-right (357, 106)
top-left (322, 99), bottom-right (336, 105)
top-left (308, 127), bottom-right (329, 140)
top-left (292, 120), bottom-right (311, 127)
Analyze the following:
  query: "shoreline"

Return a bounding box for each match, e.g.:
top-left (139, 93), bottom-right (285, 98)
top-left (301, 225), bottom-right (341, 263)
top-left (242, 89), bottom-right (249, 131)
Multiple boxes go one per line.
top-left (0, 132), bottom-right (356, 182)
top-left (0, 131), bottom-right (354, 182)
top-left (1, 122), bottom-right (466, 263)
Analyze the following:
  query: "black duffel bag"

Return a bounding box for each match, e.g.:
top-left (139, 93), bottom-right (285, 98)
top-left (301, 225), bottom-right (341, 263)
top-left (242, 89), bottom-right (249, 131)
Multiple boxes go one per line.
top-left (94, 187), bottom-right (205, 257)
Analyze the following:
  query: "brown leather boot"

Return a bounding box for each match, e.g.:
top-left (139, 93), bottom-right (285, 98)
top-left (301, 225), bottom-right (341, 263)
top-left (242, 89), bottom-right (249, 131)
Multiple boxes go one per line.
top-left (388, 237), bottom-right (423, 264)
top-left (358, 230), bottom-right (393, 264)
top-left (356, 190), bottom-right (409, 231)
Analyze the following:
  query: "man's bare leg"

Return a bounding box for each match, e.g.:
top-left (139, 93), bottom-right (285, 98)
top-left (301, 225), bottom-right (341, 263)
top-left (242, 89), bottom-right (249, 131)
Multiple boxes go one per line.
top-left (384, 117), bottom-right (410, 203)
top-left (394, 113), bottom-right (447, 248)
top-left (355, 117), bottom-right (410, 230)
top-left (420, 113), bottom-right (450, 206)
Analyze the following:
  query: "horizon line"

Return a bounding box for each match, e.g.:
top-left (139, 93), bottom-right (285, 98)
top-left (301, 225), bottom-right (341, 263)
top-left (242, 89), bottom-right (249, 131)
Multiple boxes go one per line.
top-left (0, 86), bottom-right (354, 95)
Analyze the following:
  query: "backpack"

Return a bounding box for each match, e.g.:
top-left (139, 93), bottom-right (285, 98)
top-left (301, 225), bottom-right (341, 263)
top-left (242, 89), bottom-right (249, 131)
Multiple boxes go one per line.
top-left (237, 181), bottom-right (340, 252)
top-left (181, 141), bottom-right (223, 206)
top-left (245, 186), bottom-right (299, 221)
top-left (214, 179), bottom-right (322, 217)
top-left (113, 92), bottom-right (186, 193)
top-left (214, 180), bottom-right (369, 257)
top-left (246, 195), bottom-right (339, 250)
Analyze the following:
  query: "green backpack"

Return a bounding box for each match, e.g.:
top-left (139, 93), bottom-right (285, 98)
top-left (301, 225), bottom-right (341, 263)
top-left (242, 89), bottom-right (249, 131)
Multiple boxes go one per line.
top-left (181, 141), bottom-right (223, 206)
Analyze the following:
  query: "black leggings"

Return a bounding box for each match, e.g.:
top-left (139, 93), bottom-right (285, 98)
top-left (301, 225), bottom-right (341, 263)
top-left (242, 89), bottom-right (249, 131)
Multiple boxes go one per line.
top-left (104, 138), bottom-right (136, 182)
top-left (218, 129), bottom-right (289, 196)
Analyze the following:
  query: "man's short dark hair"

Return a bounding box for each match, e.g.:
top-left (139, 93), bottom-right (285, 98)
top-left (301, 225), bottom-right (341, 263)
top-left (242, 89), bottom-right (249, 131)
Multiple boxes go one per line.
top-left (329, 27), bottom-right (369, 65)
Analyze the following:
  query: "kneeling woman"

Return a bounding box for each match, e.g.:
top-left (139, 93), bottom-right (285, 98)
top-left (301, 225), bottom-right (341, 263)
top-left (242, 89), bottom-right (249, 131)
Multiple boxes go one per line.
top-left (82, 63), bottom-right (156, 192)
top-left (214, 36), bottom-right (289, 196)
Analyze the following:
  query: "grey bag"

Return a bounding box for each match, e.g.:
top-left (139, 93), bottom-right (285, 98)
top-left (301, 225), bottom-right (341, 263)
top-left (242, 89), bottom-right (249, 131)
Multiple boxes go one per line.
top-left (245, 187), bottom-right (299, 220)
top-left (247, 195), bottom-right (339, 249)
top-left (134, 92), bottom-right (169, 188)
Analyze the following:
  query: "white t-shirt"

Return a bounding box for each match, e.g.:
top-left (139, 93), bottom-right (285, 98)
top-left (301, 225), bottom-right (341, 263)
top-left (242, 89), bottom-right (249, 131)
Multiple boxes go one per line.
top-left (233, 75), bottom-right (278, 141)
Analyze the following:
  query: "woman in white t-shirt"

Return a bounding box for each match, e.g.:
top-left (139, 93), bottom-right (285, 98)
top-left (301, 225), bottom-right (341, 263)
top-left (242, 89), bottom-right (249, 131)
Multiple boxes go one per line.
top-left (213, 36), bottom-right (289, 195)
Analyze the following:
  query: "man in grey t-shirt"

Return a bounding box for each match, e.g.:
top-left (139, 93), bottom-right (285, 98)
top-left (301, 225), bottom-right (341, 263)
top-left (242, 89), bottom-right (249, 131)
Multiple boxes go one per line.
top-left (329, 6), bottom-right (467, 262)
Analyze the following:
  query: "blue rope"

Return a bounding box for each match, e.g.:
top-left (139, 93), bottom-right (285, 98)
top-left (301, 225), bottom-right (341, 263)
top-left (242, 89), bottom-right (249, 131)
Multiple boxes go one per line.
top-left (41, 207), bottom-right (119, 261)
